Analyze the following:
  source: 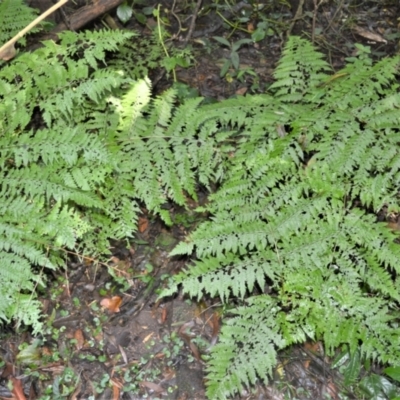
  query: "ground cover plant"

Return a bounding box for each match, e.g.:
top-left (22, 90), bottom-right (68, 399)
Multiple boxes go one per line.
top-left (1, 1), bottom-right (400, 398)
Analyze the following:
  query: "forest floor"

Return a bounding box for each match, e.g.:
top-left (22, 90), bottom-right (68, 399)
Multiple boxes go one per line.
top-left (1, 0), bottom-right (400, 399)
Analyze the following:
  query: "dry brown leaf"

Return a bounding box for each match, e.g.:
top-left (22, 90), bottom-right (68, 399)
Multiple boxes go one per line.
top-left (178, 321), bottom-right (203, 362)
top-left (74, 329), bottom-right (85, 350)
top-left (138, 216), bottom-right (149, 233)
top-left (0, 42), bottom-right (16, 61)
top-left (304, 341), bottom-right (323, 353)
top-left (140, 381), bottom-right (164, 393)
top-left (235, 86), bottom-right (248, 96)
top-left (110, 377), bottom-right (124, 389)
top-left (100, 296), bottom-right (122, 313)
top-left (69, 381), bottom-right (82, 400)
top-left (111, 382), bottom-right (120, 400)
top-left (39, 363), bottom-right (64, 374)
top-left (353, 26), bottom-right (387, 43)
top-left (41, 346), bottom-right (52, 357)
top-left (143, 332), bottom-right (154, 343)
top-left (83, 256), bottom-right (94, 266)
top-left (160, 306), bottom-right (168, 324)
top-left (187, 340), bottom-right (202, 362)
top-left (322, 380), bottom-right (339, 400)
top-left (118, 345), bottom-right (128, 364)
top-left (211, 311), bottom-right (220, 335)
top-left (10, 377), bottom-right (26, 400)
top-left (387, 221), bottom-right (400, 232)
top-left (1, 362), bottom-right (14, 378)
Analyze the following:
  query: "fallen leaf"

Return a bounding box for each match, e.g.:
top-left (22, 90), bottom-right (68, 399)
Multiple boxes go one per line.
top-left (140, 381), bottom-right (164, 393)
top-left (83, 256), bottom-right (94, 265)
top-left (322, 380), bottom-right (339, 400)
top-left (41, 346), bottom-right (52, 356)
top-left (10, 377), bottom-right (26, 400)
top-left (143, 332), bottom-right (154, 343)
top-left (304, 341), bottom-right (322, 353)
top-left (209, 311), bottom-right (221, 346)
top-left (1, 362), bottom-right (14, 378)
top-left (178, 321), bottom-right (202, 362)
top-left (100, 296), bottom-right (122, 313)
top-left (387, 221), bottom-right (400, 232)
top-left (110, 256), bottom-right (120, 264)
top-left (69, 381), bottom-right (82, 400)
top-left (160, 306), bottom-right (168, 324)
top-left (118, 345), bottom-right (128, 364)
top-left (74, 329), bottom-right (85, 350)
top-left (187, 340), bottom-right (202, 362)
top-left (111, 382), bottom-right (120, 400)
top-left (353, 26), bottom-right (387, 43)
top-left (0, 43), bottom-right (16, 61)
top-left (138, 216), bottom-right (149, 233)
top-left (235, 86), bottom-right (248, 96)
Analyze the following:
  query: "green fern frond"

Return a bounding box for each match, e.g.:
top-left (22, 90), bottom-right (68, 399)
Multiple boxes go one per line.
top-left (206, 296), bottom-right (284, 399)
top-left (160, 36), bottom-right (400, 398)
top-left (0, 0), bottom-right (41, 46)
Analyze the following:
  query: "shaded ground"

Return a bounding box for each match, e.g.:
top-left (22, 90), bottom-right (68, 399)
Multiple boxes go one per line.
top-left (1, 0), bottom-right (400, 399)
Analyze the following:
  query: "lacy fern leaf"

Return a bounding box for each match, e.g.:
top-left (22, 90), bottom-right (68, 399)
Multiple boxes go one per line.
top-left (162, 36), bottom-right (400, 398)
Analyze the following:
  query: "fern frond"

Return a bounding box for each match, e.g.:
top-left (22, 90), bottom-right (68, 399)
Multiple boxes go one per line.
top-left (206, 296), bottom-right (284, 399)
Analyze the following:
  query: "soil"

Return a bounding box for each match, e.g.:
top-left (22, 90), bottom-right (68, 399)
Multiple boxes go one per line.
top-left (1, 0), bottom-right (400, 399)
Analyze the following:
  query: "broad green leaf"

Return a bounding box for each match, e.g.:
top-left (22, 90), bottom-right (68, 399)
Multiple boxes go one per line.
top-left (213, 36), bottom-right (231, 47)
top-left (116, 2), bottom-right (132, 24)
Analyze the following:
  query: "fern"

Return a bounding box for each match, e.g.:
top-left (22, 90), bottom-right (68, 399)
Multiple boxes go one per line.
top-left (0, 0), bottom-right (42, 47)
top-left (0, 26), bottom-right (161, 332)
top-left (2, 7), bottom-right (400, 396)
top-left (0, 10), bottom-right (221, 332)
top-left (160, 37), bottom-right (400, 398)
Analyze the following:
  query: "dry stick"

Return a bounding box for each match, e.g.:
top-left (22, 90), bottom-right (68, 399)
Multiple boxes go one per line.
top-left (287, 0), bottom-right (305, 38)
top-left (323, 0), bottom-right (344, 35)
top-left (183, 0), bottom-right (203, 47)
top-left (311, 0), bottom-right (325, 44)
top-left (0, 0), bottom-right (69, 60)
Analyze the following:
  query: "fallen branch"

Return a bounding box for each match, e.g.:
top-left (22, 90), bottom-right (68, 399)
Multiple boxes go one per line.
top-left (50, 0), bottom-right (125, 34)
top-left (0, 0), bottom-right (68, 60)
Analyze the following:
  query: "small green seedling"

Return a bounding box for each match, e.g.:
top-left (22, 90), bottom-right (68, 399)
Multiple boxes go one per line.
top-left (213, 36), bottom-right (253, 77)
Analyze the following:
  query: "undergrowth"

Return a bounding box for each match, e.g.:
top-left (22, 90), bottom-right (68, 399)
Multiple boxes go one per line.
top-left (1, 1), bottom-right (400, 398)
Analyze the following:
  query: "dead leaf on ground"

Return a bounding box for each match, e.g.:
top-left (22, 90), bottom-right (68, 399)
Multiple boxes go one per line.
top-left (304, 341), bottom-right (323, 353)
top-left (10, 376), bottom-right (26, 400)
top-left (69, 381), bottom-right (82, 400)
top-left (143, 332), bottom-right (154, 343)
top-left (100, 296), bottom-right (122, 313)
top-left (118, 345), bottom-right (128, 364)
top-left (322, 380), bottom-right (339, 400)
top-left (178, 321), bottom-right (202, 362)
top-left (111, 380), bottom-right (120, 400)
top-left (160, 306), bottom-right (168, 324)
top-left (73, 329), bottom-right (85, 350)
top-left (235, 86), bottom-right (248, 96)
top-left (0, 43), bottom-right (16, 61)
top-left (353, 26), bottom-right (387, 43)
top-left (138, 216), bottom-right (149, 233)
top-left (140, 381), bottom-right (164, 393)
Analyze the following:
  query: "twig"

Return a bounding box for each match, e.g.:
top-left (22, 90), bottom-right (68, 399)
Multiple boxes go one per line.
top-left (0, 0), bottom-right (69, 60)
top-left (287, 0), bottom-right (304, 38)
top-left (184, 0), bottom-right (203, 47)
top-left (312, 0), bottom-right (326, 44)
